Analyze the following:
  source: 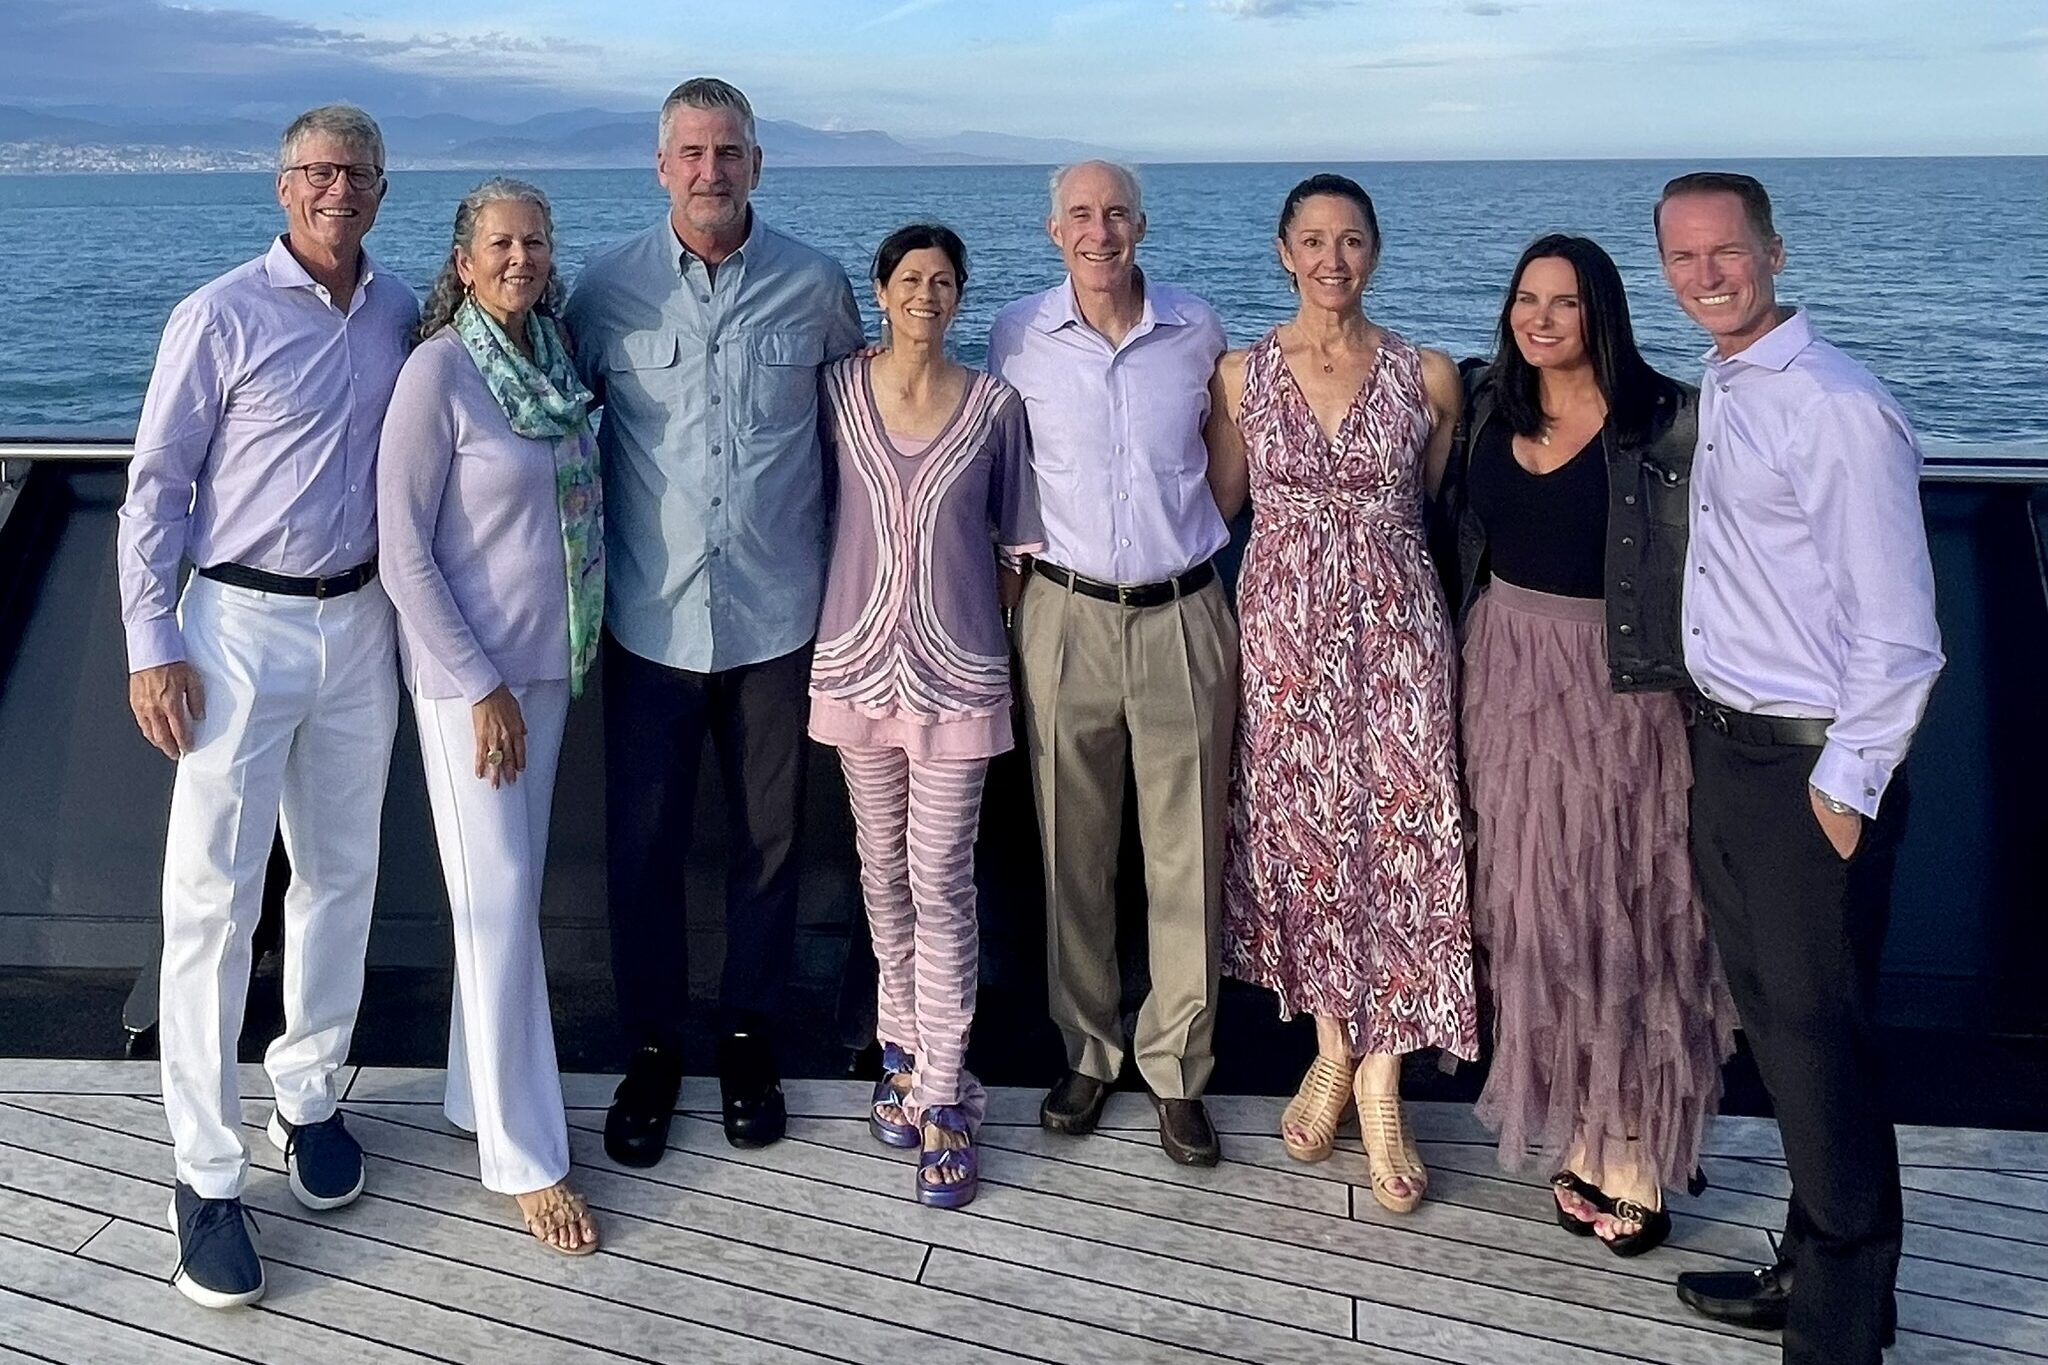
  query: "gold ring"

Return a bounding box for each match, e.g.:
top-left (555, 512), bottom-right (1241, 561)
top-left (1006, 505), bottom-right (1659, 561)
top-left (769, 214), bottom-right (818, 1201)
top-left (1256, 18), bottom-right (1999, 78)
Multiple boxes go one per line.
top-left (486, 748), bottom-right (505, 765)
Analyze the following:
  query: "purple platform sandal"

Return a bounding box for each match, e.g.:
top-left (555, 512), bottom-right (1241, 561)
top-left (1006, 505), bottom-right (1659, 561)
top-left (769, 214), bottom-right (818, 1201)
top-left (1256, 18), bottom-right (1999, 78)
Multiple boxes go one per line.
top-left (868, 1044), bottom-right (919, 1149)
top-left (916, 1105), bottom-right (978, 1209)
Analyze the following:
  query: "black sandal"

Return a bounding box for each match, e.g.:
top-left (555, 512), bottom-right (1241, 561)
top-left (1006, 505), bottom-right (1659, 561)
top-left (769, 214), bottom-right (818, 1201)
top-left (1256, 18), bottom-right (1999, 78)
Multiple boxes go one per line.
top-left (1549, 1171), bottom-right (1610, 1236)
top-left (1597, 1197), bottom-right (1672, 1257)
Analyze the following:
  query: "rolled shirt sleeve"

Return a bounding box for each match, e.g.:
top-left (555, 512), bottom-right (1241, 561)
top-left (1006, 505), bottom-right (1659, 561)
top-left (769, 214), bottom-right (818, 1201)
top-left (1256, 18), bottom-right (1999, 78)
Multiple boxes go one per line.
top-left (118, 298), bottom-right (227, 671)
top-left (1788, 392), bottom-right (1945, 815)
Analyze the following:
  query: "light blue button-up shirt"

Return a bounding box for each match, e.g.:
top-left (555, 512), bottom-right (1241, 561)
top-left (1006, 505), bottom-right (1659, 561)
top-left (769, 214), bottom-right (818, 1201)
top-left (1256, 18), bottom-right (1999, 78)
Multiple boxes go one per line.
top-left (564, 214), bottom-right (863, 672)
top-left (118, 236), bottom-right (418, 671)
top-left (986, 277), bottom-right (1228, 585)
top-left (1683, 308), bottom-right (1945, 816)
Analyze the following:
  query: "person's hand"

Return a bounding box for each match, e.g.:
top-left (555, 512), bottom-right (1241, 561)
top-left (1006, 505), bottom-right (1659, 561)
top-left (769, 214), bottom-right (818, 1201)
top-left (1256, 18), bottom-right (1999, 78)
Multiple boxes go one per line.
top-left (472, 685), bottom-right (527, 788)
top-left (1809, 787), bottom-right (1863, 860)
top-left (129, 662), bottom-right (205, 759)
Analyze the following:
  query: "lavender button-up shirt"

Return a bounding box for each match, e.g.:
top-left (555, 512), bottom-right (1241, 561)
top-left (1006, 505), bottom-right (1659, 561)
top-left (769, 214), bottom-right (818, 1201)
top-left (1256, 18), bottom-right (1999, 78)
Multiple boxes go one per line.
top-left (986, 277), bottom-right (1228, 584)
top-left (1683, 308), bottom-right (1944, 816)
top-left (117, 236), bottom-right (418, 670)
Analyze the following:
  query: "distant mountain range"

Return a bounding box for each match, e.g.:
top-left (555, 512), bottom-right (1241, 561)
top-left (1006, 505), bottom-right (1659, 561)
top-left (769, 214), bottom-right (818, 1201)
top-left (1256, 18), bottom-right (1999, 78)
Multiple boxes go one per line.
top-left (0, 105), bottom-right (1123, 173)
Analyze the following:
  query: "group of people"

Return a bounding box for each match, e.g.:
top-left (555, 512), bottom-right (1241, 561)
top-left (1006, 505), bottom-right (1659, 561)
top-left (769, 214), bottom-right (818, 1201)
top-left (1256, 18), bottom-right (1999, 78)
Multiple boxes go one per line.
top-left (118, 77), bottom-right (1942, 1365)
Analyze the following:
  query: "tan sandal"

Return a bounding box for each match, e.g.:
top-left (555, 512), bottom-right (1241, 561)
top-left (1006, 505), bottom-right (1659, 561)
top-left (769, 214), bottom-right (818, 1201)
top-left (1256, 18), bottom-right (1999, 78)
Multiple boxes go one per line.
top-left (1281, 1055), bottom-right (1354, 1162)
top-left (1354, 1081), bottom-right (1427, 1214)
top-left (516, 1181), bottom-right (599, 1256)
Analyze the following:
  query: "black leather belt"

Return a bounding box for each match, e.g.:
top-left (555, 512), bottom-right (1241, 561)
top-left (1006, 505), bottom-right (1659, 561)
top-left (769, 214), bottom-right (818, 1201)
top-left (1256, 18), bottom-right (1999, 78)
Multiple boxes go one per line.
top-left (1033, 558), bottom-right (1214, 608)
top-left (1685, 696), bottom-right (1832, 748)
top-left (197, 559), bottom-right (378, 599)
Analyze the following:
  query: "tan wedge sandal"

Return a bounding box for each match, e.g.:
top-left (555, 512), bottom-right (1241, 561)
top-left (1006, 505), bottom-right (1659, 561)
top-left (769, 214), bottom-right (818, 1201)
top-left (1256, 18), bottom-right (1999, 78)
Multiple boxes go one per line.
top-left (1281, 1055), bottom-right (1354, 1162)
top-left (1354, 1080), bottom-right (1428, 1214)
top-left (517, 1181), bottom-right (600, 1257)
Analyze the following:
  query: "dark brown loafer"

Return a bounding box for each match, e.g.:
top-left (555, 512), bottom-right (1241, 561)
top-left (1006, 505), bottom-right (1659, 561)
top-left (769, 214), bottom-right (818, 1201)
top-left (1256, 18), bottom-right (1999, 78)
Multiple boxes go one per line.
top-left (1040, 1071), bottom-right (1110, 1135)
top-left (1153, 1095), bottom-right (1220, 1167)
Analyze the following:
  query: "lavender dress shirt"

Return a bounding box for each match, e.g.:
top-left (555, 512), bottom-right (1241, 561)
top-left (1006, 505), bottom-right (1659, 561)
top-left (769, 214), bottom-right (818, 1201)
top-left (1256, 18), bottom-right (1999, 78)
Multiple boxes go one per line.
top-left (118, 236), bottom-right (418, 671)
top-left (986, 276), bottom-right (1228, 584)
top-left (1682, 308), bottom-right (1945, 817)
top-left (376, 329), bottom-right (572, 703)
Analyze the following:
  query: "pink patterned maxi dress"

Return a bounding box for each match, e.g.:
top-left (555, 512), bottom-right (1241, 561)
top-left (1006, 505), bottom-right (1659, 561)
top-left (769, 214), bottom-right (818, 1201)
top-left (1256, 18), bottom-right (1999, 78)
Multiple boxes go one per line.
top-left (1222, 329), bottom-right (1479, 1060)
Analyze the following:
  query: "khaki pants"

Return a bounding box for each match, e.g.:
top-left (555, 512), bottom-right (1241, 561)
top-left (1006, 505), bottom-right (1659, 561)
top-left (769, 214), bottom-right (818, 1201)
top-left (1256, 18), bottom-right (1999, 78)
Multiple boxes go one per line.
top-left (1015, 571), bottom-right (1238, 1099)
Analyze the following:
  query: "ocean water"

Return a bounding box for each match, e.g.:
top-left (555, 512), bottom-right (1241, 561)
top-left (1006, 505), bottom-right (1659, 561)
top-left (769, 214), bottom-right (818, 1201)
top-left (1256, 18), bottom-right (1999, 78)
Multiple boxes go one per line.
top-left (2, 158), bottom-right (2043, 444)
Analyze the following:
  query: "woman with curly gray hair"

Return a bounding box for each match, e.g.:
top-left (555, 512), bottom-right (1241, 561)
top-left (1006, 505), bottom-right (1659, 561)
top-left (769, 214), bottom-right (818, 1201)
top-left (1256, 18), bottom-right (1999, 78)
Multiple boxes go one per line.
top-left (377, 177), bottom-right (602, 1255)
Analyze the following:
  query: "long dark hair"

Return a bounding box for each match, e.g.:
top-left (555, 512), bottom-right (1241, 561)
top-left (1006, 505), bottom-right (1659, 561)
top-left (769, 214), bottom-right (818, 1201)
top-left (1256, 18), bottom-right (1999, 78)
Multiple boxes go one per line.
top-left (1490, 234), bottom-right (1663, 446)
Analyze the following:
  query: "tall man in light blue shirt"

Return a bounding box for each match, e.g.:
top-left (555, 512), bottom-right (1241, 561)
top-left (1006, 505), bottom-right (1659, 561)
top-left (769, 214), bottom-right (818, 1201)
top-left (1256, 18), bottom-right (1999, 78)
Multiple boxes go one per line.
top-left (1655, 172), bottom-right (1943, 1365)
top-left (119, 104), bottom-right (417, 1310)
top-left (564, 78), bottom-right (863, 1166)
top-left (989, 161), bottom-right (1237, 1167)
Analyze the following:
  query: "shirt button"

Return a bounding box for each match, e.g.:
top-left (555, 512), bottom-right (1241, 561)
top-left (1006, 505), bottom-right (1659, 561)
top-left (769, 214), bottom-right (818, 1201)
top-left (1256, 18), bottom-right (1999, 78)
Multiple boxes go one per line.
top-left (711, 394), bottom-right (722, 406)
top-left (1119, 537), bottom-right (1130, 547)
top-left (1620, 536), bottom-right (1635, 547)
top-left (1618, 578), bottom-right (1633, 592)
top-left (1691, 627), bottom-right (1701, 636)
top-left (710, 547), bottom-right (722, 557)
top-left (699, 294), bottom-right (711, 304)
top-left (1118, 492), bottom-right (1128, 501)
top-left (1620, 673), bottom-right (1635, 685)
top-left (712, 443), bottom-right (722, 455)
top-left (1623, 494), bottom-right (1637, 506)
top-left (349, 484), bottom-right (358, 493)
top-left (1705, 443), bottom-right (1714, 452)
top-left (711, 496), bottom-right (723, 507)
top-left (1700, 503), bottom-right (1710, 513)
top-left (1618, 623), bottom-right (1633, 636)
top-left (709, 342), bottom-right (720, 355)
top-left (1697, 565), bottom-right (1706, 575)
top-left (1864, 786), bottom-right (1877, 796)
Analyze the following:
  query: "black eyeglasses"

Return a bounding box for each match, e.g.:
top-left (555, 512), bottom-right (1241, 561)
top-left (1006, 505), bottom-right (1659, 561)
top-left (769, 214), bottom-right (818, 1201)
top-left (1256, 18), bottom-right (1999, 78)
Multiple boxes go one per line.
top-left (284, 162), bottom-right (383, 191)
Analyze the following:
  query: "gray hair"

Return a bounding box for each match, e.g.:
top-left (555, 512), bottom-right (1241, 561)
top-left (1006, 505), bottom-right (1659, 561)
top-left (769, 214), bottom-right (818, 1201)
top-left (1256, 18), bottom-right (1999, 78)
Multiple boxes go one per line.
top-left (279, 104), bottom-right (385, 173)
top-left (658, 77), bottom-right (757, 149)
top-left (414, 178), bottom-right (567, 346)
top-left (1048, 159), bottom-right (1144, 222)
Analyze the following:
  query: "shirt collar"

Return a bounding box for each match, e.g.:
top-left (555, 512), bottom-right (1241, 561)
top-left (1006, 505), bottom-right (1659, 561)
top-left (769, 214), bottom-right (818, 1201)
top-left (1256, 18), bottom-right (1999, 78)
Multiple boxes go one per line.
top-left (670, 209), bottom-right (767, 278)
top-left (1033, 270), bottom-right (1183, 335)
top-left (262, 235), bottom-right (379, 302)
top-left (1703, 306), bottom-right (1812, 374)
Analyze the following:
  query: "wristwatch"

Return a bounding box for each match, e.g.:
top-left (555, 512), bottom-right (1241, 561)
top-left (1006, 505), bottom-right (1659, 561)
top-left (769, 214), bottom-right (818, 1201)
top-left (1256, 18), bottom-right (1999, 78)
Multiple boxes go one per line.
top-left (1810, 786), bottom-right (1856, 816)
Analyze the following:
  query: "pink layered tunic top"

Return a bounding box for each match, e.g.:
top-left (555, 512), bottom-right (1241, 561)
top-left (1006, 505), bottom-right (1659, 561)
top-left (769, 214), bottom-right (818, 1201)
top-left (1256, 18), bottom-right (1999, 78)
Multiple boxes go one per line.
top-left (808, 358), bottom-right (1043, 759)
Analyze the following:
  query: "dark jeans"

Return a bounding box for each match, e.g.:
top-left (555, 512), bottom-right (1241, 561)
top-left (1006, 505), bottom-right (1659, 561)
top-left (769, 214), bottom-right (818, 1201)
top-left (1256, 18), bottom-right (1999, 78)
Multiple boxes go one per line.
top-left (1689, 722), bottom-right (1907, 1365)
top-left (604, 632), bottom-right (812, 1053)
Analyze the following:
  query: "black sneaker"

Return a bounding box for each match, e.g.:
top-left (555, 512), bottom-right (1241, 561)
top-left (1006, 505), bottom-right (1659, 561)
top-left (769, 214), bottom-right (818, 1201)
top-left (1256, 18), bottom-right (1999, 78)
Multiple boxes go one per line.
top-left (167, 1183), bottom-right (263, 1309)
top-left (266, 1110), bottom-right (365, 1210)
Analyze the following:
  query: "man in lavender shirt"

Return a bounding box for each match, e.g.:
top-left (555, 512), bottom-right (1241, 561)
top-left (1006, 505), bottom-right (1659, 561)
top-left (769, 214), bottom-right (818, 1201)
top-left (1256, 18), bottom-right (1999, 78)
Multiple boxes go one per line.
top-left (118, 105), bottom-right (417, 1308)
top-left (988, 160), bottom-right (1236, 1167)
top-left (1655, 172), bottom-right (1943, 1365)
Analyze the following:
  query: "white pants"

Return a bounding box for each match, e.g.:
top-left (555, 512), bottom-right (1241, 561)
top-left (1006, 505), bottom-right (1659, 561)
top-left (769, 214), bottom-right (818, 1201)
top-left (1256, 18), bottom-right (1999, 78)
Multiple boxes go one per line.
top-left (160, 574), bottom-right (398, 1199)
top-left (414, 680), bottom-right (571, 1195)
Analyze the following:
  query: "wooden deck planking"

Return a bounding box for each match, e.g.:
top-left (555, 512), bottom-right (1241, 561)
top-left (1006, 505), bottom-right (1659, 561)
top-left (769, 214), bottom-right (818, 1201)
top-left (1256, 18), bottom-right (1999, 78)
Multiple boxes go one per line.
top-left (0, 1063), bottom-right (2039, 1364)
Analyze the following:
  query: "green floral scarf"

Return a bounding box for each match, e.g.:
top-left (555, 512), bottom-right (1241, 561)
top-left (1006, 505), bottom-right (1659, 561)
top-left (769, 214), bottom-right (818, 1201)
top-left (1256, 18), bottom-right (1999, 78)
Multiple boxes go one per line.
top-left (453, 297), bottom-right (603, 697)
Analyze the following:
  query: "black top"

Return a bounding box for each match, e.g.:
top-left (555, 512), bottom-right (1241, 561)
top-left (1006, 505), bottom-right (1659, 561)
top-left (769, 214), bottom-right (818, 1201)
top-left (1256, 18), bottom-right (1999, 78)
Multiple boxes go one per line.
top-left (1465, 418), bottom-right (1608, 600)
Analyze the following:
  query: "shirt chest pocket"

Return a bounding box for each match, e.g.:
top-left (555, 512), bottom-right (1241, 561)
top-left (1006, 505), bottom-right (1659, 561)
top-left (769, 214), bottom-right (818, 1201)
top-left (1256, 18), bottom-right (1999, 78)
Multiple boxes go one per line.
top-left (603, 330), bottom-right (680, 413)
top-left (745, 330), bottom-right (825, 433)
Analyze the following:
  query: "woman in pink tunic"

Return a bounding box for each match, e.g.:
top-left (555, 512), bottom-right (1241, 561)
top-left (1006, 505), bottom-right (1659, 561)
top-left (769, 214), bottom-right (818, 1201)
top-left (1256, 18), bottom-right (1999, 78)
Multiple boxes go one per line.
top-left (1207, 175), bottom-right (1477, 1213)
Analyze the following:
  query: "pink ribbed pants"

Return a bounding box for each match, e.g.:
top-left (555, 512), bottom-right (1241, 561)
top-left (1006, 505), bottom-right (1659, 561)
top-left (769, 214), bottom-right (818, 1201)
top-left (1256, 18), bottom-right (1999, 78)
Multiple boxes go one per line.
top-left (838, 745), bottom-right (990, 1119)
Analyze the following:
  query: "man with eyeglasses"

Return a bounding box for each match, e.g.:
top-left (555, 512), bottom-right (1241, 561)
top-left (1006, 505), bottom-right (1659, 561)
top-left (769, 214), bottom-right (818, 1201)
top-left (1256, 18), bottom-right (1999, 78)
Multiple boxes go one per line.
top-left (118, 103), bottom-right (418, 1308)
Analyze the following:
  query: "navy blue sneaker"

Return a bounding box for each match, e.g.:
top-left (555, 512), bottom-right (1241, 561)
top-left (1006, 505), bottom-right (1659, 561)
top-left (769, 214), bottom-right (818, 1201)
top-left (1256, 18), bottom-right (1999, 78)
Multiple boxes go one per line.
top-left (266, 1109), bottom-right (365, 1210)
top-left (167, 1183), bottom-right (263, 1308)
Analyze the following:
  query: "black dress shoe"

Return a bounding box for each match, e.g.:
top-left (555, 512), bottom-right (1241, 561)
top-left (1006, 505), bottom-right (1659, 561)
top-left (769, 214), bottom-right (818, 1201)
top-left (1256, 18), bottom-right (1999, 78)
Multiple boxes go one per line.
top-left (719, 1029), bottom-right (786, 1149)
top-left (1153, 1095), bottom-right (1220, 1167)
top-left (1676, 1260), bottom-right (1897, 1347)
top-left (605, 1044), bottom-right (682, 1169)
top-left (1040, 1071), bottom-right (1110, 1135)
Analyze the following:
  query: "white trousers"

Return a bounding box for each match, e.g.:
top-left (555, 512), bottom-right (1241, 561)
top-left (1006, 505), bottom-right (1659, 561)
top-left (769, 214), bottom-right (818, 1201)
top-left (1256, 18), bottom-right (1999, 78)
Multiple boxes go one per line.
top-left (160, 574), bottom-right (398, 1199)
top-left (414, 680), bottom-right (571, 1195)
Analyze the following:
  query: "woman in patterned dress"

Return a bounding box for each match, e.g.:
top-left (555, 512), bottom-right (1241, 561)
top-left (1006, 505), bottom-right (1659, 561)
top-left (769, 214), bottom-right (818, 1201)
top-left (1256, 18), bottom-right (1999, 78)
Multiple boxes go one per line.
top-left (809, 223), bottom-right (1042, 1209)
top-left (1206, 175), bottom-right (1478, 1213)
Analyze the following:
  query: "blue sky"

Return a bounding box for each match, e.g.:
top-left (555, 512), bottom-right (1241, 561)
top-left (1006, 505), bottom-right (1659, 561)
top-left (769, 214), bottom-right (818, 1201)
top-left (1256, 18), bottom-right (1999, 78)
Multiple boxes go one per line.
top-left (9, 0), bottom-right (2047, 159)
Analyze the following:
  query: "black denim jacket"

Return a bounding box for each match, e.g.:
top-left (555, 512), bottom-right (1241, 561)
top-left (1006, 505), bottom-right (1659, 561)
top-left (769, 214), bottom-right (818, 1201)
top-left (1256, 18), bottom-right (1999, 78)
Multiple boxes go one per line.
top-left (1431, 361), bottom-right (1699, 694)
